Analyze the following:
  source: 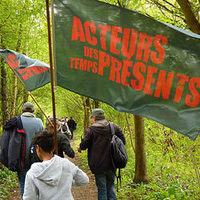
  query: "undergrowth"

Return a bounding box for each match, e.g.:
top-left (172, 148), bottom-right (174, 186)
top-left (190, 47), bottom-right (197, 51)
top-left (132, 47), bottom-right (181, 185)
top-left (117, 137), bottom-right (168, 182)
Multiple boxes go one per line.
top-left (0, 165), bottom-right (18, 200)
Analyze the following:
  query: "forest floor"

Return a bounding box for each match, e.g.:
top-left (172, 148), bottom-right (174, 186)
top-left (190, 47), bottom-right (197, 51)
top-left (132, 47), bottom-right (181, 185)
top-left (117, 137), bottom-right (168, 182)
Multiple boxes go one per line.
top-left (7, 139), bottom-right (98, 200)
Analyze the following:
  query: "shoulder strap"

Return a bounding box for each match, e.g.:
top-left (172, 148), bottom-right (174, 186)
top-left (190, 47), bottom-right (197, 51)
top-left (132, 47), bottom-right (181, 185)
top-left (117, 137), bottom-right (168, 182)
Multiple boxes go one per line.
top-left (109, 122), bottom-right (115, 136)
top-left (116, 168), bottom-right (121, 192)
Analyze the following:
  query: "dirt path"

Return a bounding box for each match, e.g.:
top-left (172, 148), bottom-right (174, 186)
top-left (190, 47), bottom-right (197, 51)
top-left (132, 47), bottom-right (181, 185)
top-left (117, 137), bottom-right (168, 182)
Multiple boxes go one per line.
top-left (7, 140), bottom-right (97, 200)
top-left (70, 155), bottom-right (98, 200)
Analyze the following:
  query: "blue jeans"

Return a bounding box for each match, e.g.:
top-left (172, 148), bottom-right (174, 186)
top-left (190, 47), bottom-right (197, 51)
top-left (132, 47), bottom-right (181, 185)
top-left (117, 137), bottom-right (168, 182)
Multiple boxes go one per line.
top-left (95, 171), bottom-right (117, 200)
top-left (17, 169), bottom-right (28, 199)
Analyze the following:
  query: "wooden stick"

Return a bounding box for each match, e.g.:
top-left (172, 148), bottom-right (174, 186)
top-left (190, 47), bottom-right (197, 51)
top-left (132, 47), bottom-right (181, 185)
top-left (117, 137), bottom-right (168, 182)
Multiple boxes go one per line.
top-left (189, 145), bottom-right (200, 189)
top-left (125, 113), bottom-right (135, 152)
top-left (46, 0), bottom-right (58, 154)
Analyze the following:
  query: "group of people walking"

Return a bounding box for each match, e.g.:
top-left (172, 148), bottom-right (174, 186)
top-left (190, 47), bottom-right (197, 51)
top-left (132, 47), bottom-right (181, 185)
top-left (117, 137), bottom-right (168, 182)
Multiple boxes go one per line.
top-left (1, 102), bottom-right (126, 200)
top-left (54, 116), bottom-right (77, 140)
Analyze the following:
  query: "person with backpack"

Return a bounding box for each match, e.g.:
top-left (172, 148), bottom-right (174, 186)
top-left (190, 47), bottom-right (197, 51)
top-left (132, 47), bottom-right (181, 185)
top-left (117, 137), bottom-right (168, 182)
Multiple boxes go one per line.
top-left (46, 117), bottom-right (75, 158)
top-left (67, 116), bottom-right (77, 139)
top-left (59, 117), bottom-right (72, 139)
top-left (77, 108), bottom-right (126, 200)
top-left (18, 102), bottom-right (44, 198)
top-left (27, 117), bottom-right (75, 168)
top-left (23, 131), bottom-right (89, 200)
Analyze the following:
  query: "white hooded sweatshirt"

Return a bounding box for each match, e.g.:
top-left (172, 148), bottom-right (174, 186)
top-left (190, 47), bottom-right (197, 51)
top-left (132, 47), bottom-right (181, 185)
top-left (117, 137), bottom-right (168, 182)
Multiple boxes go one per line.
top-left (23, 155), bottom-right (89, 200)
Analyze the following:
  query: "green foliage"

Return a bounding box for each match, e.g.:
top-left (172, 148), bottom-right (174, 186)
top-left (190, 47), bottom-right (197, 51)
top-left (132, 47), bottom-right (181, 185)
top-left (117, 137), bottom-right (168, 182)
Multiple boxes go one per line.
top-left (0, 166), bottom-right (18, 199)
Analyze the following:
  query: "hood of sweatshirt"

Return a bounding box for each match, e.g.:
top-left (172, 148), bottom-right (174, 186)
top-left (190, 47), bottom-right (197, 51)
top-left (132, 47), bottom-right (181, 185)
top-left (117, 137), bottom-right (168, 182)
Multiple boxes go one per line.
top-left (31, 155), bottom-right (62, 186)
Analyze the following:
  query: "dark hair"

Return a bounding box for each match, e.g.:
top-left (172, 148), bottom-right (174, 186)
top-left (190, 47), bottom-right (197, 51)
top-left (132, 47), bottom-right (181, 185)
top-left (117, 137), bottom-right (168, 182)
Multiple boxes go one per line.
top-left (32, 130), bottom-right (54, 153)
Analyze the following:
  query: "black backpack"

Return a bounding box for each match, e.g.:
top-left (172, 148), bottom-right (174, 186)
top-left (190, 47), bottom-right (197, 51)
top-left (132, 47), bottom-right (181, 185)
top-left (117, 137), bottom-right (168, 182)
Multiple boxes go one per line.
top-left (109, 122), bottom-right (128, 191)
top-left (110, 122), bottom-right (128, 168)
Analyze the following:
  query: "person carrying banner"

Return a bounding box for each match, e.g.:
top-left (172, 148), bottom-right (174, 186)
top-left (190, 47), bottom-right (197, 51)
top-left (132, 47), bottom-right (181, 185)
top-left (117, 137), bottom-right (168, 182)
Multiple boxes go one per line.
top-left (23, 131), bottom-right (89, 200)
top-left (77, 108), bottom-right (126, 200)
top-left (67, 116), bottom-right (77, 139)
top-left (18, 102), bottom-right (44, 199)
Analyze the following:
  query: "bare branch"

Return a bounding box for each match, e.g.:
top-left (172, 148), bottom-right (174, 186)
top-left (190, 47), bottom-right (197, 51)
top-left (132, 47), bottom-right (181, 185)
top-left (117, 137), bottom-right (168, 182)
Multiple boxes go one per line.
top-left (176, 0), bottom-right (200, 33)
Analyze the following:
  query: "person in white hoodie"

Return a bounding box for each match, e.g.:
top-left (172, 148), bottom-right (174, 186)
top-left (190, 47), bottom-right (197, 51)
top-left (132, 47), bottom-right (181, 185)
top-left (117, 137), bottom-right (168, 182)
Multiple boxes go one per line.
top-left (23, 130), bottom-right (89, 200)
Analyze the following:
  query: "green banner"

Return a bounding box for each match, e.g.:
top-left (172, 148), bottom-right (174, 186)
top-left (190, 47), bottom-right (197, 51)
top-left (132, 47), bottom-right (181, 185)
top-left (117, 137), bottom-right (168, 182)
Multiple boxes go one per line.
top-left (54, 0), bottom-right (200, 139)
top-left (0, 49), bottom-right (50, 91)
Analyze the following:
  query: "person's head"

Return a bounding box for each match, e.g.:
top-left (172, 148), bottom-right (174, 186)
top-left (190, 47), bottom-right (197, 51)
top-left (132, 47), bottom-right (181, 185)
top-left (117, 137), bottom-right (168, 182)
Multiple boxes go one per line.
top-left (61, 117), bottom-right (66, 122)
top-left (46, 117), bottom-right (60, 133)
top-left (22, 102), bottom-right (35, 113)
top-left (90, 108), bottom-right (106, 123)
top-left (32, 130), bottom-right (54, 160)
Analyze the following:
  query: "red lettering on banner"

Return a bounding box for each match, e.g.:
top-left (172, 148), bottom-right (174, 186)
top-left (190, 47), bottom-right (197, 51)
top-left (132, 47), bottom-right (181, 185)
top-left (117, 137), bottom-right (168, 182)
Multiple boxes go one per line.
top-left (143, 65), bottom-right (158, 95)
top-left (174, 74), bottom-right (189, 102)
top-left (121, 60), bottom-right (132, 87)
top-left (5, 54), bottom-right (19, 69)
top-left (31, 67), bottom-right (48, 75)
top-left (151, 35), bottom-right (168, 64)
top-left (84, 21), bottom-right (97, 46)
top-left (109, 56), bottom-right (121, 84)
top-left (70, 57), bottom-right (97, 73)
top-left (98, 51), bottom-right (110, 76)
top-left (185, 77), bottom-right (200, 107)
top-left (97, 24), bottom-right (111, 51)
top-left (87, 60), bottom-right (93, 71)
top-left (84, 46), bottom-right (98, 59)
top-left (74, 58), bottom-right (79, 69)
top-left (70, 58), bottom-right (75, 68)
top-left (79, 59), bottom-right (88, 71)
top-left (17, 67), bottom-right (48, 81)
top-left (136, 33), bottom-right (153, 63)
top-left (17, 68), bottom-right (34, 81)
top-left (154, 70), bottom-right (174, 99)
top-left (5, 57), bottom-right (15, 69)
top-left (71, 16), bottom-right (86, 42)
top-left (121, 28), bottom-right (138, 60)
top-left (92, 62), bottom-right (98, 73)
top-left (131, 62), bottom-right (146, 91)
top-left (110, 26), bottom-right (122, 55)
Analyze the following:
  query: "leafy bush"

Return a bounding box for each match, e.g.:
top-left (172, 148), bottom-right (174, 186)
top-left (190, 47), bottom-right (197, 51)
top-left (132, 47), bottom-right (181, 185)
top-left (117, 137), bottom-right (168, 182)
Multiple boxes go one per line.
top-left (0, 165), bottom-right (18, 199)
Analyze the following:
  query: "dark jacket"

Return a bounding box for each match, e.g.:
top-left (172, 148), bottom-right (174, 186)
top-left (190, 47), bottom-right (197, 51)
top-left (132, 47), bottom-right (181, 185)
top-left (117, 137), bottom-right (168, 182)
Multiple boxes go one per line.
top-left (80, 122), bottom-right (125, 174)
top-left (27, 131), bottom-right (75, 168)
top-left (67, 118), bottom-right (76, 130)
top-left (57, 131), bottom-right (75, 158)
top-left (0, 117), bottom-right (26, 172)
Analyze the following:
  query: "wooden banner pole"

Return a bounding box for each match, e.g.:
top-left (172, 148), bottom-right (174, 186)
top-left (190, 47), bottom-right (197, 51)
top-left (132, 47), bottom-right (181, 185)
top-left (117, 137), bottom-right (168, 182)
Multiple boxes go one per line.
top-left (46, 0), bottom-right (58, 154)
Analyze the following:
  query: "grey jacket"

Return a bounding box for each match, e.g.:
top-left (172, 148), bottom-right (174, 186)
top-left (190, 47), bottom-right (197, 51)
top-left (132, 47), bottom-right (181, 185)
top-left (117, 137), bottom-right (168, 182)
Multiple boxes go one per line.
top-left (23, 155), bottom-right (89, 200)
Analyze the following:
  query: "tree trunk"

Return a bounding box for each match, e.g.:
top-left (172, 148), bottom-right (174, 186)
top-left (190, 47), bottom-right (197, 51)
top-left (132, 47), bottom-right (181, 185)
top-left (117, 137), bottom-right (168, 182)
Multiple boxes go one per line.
top-left (23, 88), bottom-right (29, 104)
top-left (93, 99), bottom-right (99, 108)
top-left (1, 59), bottom-right (9, 125)
top-left (10, 75), bottom-right (18, 118)
top-left (133, 115), bottom-right (148, 183)
top-left (176, 0), bottom-right (200, 34)
top-left (117, 0), bottom-right (149, 184)
top-left (11, 36), bottom-right (22, 117)
top-left (82, 96), bottom-right (91, 132)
